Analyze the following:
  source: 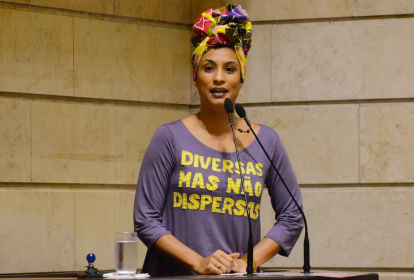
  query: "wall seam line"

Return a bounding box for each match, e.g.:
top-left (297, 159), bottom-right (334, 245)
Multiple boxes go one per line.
top-left (0, 2), bottom-right (191, 28)
top-left (73, 191), bottom-right (76, 271)
top-left (250, 13), bottom-right (414, 25)
top-left (152, 26), bottom-right (155, 103)
top-left (72, 17), bottom-right (75, 98)
top-left (270, 24), bottom-right (273, 103)
top-left (358, 103), bottom-right (361, 184)
top-left (0, 92), bottom-right (190, 110)
top-left (188, 0), bottom-right (191, 27)
top-left (114, 102), bottom-right (117, 184)
top-left (357, 0), bottom-right (361, 17)
top-left (30, 101), bottom-right (33, 183)
top-left (2, 2), bottom-right (414, 26)
top-left (3, 92), bottom-right (414, 109)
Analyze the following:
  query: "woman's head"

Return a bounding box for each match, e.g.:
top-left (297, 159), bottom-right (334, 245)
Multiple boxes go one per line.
top-left (191, 4), bottom-right (252, 107)
top-left (195, 45), bottom-right (243, 108)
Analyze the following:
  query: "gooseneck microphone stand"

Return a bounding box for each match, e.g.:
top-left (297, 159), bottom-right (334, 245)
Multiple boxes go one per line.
top-left (224, 98), bottom-right (255, 276)
top-left (235, 103), bottom-right (312, 274)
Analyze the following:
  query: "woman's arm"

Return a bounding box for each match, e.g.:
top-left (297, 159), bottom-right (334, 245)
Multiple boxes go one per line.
top-left (253, 237), bottom-right (282, 266)
top-left (233, 130), bottom-right (304, 272)
top-left (232, 237), bottom-right (281, 272)
top-left (264, 132), bottom-right (304, 257)
top-left (134, 126), bottom-right (175, 248)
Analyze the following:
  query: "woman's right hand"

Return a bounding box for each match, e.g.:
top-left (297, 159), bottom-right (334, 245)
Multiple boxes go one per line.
top-left (193, 250), bottom-right (240, 275)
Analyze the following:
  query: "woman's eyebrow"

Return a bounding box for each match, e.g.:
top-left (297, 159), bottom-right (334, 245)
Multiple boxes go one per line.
top-left (200, 59), bottom-right (238, 66)
top-left (201, 59), bottom-right (216, 65)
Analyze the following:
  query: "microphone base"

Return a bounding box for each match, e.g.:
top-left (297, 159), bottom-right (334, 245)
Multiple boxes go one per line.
top-left (243, 273), bottom-right (257, 277)
top-left (302, 264), bottom-right (312, 274)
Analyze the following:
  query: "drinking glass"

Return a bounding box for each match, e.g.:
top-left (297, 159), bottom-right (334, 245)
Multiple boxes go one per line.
top-left (114, 232), bottom-right (138, 275)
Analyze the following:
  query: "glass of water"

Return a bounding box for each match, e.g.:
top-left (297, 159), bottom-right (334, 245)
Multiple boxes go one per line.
top-left (114, 232), bottom-right (138, 275)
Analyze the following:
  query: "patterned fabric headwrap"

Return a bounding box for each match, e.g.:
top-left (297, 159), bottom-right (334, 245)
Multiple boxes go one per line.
top-left (191, 4), bottom-right (252, 82)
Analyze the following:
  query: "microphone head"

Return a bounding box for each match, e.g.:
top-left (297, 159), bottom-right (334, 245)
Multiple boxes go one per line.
top-left (224, 98), bottom-right (234, 113)
top-left (235, 103), bottom-right (246, 118)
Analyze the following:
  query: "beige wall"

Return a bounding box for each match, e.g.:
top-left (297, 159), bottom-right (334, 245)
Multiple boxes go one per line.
top-left (191, 0), bottom-right (414, 22)
top-left (1, 0), bottom-right (414, 278)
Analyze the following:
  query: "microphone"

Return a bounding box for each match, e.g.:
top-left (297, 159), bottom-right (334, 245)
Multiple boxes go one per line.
top-left (224, 98), bottom-right (255, 276)
top-left (235, 103), bottom-right (311, 274)
top-left (224, 98), bottom-right (234, 114)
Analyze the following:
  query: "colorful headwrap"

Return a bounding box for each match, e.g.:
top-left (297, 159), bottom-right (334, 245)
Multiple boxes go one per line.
top-left (191, 4), bottom-right (252, 82)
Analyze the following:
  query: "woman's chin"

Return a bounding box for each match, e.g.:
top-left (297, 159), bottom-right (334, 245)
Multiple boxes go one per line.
top-left (208, 95), bottom-right (228, 105)
top-left (199, 93), bottom-right (236, 109)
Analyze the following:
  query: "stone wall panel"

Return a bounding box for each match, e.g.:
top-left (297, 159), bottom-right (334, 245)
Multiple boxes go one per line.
top-left (31, 102), bottom-right (116, 184)
top-left (360, 104), bottom-right (414, 183)
top-left (249, 105), bottom-right (359, 184)
top-left (272, 19), bottom-right (414, 101)
top-left (74, 18), bottom-right (153, 102)
top-left (264, 187), bottom-right (414, 268)
top-left (153, 27), bottom-right (191, 104)
top-left (30, 0), bottom-right (113, 14)
top-left (0, 190), bottom-right (74, 273)
top-left (0, 9), bottom-right (73, 96)
top-left (0, 99), bottom-right (31, 182)
top-left (114, 0), bottom-right (190, 24)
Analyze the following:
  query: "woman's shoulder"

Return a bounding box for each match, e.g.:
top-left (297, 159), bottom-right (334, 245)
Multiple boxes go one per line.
top-left (250, 123), bottom-right (284, 154)
top-left (152, 119), bottom-right (184, 142)
top-left (155, 118), bottom-right (195, 142)
top-left (160, 119), bottom-right (184, 132)
top-left (256, 123), bottom-right (280, 139)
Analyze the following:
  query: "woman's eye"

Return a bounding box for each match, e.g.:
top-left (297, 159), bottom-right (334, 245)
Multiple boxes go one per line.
top-left (226, 67), bottom-right (235, 73)
top-left (205, 66), bottom-right (214, 71)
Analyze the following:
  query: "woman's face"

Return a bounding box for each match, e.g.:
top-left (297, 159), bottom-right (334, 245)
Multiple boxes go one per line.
top-left (195, 47), bottom-right (242, 109)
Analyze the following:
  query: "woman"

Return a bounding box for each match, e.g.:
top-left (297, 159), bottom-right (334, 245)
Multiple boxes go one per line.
top-left (134, 4), bottom-right (303, 276)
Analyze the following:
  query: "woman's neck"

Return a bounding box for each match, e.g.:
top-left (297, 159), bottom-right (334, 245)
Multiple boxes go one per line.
top-left (196, 106), bottom-right (237, 136)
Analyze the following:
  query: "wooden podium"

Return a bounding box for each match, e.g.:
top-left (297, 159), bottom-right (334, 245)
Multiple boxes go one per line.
top-left (0, 271), bottom-right (379, 280)
top-left (151, 272), bottom-right (379, 280)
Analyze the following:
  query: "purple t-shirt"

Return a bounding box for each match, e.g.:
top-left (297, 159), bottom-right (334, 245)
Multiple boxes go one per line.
top-left (134, 120), bottom-right (304, 276)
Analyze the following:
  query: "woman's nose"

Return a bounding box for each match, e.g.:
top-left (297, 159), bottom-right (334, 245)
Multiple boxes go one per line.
top-left (213, 68), bottom-right (225, 84)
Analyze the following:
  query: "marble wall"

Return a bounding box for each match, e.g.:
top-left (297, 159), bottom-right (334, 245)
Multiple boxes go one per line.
top-left (191, 0), bottom-right (414, 22)
top-left (0, 8), bottom-right (191, 103)
top-left (0, 0), bottom-right (190, 23)
top-left (0, 0), bottom-right (413, 277)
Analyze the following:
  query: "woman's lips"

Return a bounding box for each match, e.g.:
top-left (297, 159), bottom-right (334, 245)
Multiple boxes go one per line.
top-left (210, 87), bottom-right (228, 98)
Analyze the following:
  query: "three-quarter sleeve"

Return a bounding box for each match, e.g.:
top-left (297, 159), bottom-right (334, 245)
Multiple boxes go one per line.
top-left (264, 130), bottom-right (304, 257)
top-left (134, 125), bottom-right (176, 248)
